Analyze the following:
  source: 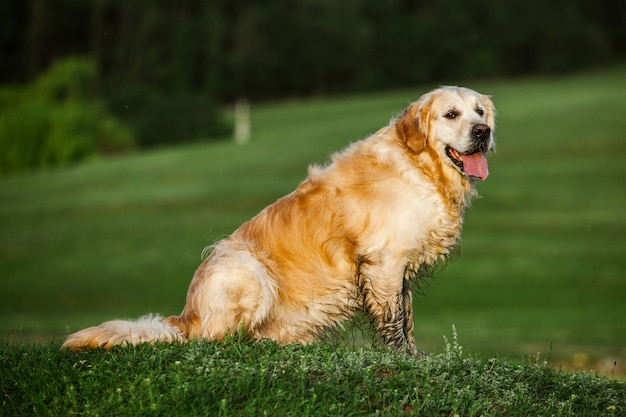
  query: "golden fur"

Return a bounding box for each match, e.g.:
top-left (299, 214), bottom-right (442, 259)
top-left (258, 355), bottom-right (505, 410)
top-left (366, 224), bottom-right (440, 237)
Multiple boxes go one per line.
top-left (62, 86), bottom-right (496, 354)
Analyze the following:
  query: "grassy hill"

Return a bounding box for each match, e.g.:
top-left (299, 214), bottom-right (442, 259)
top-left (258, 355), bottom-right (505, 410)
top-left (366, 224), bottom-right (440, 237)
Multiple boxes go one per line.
top-left (1, 65), bottom-right (626, 380)
top-left (2, 330), bottom-right (624, 416)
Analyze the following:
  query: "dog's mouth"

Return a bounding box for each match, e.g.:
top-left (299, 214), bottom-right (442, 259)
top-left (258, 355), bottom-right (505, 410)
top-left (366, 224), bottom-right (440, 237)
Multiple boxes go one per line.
top-left (445, 146), bottom-right (489, 180)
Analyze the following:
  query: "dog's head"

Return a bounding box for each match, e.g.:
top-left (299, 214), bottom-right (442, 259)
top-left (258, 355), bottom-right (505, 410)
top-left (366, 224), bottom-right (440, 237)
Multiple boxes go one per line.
top-left (396, 86), bottom-right (496, 180)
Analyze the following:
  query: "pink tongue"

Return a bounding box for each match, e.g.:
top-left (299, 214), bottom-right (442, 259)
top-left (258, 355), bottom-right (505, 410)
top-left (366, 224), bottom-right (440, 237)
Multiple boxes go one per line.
top-left (462, 153), bottom-right (489, 180)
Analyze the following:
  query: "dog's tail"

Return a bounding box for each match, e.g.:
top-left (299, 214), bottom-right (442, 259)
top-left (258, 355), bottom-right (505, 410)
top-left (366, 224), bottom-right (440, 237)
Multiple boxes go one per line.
top-left (61, 314), bottom-right (186, 351)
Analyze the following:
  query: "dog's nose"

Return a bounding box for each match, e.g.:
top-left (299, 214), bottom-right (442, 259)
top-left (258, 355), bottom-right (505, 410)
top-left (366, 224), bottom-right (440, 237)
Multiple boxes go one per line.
top-left (471, 124), bottom-right (491, 141)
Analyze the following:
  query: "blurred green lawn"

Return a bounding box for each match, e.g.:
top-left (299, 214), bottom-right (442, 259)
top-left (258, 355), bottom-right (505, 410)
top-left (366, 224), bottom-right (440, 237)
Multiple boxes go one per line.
top-left (1, 66), bottom-right (625, 370)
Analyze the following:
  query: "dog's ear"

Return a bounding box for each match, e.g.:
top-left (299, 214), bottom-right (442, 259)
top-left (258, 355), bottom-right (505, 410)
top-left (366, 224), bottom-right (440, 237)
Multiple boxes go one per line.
top-left (481, 94), bottom-right (496, 132)
top-left (395, 99), bottom-right (431, 154)
top-left (480, 94), bottom-right (496, 152)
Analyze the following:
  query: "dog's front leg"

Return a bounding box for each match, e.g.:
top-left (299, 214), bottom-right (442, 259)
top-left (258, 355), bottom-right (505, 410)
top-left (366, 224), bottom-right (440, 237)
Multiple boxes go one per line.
top-left (401, 278), bottom-right (426, 356)
top-left (358, 254), bottom-right (429, 355)
top-left (365, 290), bottom-right (417, 354)
top-left (360, 265), bottom-right (414, 354)
top-left (401, 277), bottom-right (417, 354)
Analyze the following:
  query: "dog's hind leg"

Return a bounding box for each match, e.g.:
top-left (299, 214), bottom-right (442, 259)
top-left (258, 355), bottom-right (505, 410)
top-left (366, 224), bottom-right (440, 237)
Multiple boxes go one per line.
top-left (169, 245), bottom-right (279, 341)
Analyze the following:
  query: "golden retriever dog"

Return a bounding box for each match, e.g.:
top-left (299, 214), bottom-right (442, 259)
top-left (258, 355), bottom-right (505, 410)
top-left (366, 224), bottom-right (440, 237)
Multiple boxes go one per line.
top-left (62, 86), bottom-right (496, 354)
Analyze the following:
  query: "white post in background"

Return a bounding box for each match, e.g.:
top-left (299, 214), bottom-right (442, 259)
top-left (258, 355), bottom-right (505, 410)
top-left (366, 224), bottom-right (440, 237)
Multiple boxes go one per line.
top-left (233, 97), bottom-right (250, 145)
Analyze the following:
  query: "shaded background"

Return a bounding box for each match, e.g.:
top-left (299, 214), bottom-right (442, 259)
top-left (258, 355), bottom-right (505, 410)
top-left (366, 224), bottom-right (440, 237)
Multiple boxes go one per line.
top-left (1, 0), bottom-right (624, 167)
top-left (1, 0), bottom-right (625, 376)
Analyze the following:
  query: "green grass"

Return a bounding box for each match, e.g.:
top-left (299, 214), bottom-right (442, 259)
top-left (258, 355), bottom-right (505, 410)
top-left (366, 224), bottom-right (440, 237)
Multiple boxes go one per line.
top-left (1, 65), bottom-right (626, 380)
top-left (2, 329), bottom-right (624, 416)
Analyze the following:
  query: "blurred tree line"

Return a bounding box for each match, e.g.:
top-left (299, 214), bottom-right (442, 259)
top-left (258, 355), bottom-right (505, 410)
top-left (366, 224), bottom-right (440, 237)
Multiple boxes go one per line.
top-left (0, 0), bottom-right (624, 173)
top-left (0, 57), bottom-right (134, 174)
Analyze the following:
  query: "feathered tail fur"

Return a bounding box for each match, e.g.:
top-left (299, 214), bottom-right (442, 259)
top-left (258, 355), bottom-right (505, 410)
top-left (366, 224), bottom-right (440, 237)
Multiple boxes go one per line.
top-left (61, 314), bottom-right (185, 351)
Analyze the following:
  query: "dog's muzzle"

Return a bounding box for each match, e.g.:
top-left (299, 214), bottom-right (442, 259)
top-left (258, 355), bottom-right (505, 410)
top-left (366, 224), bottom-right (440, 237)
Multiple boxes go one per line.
top-left (470, 124), bottom-right (492, 154)
top-left (445, 123), bottom-right (493, 180)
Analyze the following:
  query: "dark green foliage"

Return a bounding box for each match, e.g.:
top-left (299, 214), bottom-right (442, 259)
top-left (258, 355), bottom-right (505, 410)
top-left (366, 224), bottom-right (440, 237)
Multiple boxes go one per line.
top-left (3, 0), bottom-right (625, 100)
top-left (107, 86), bottom-right (231, 148)
top-left (2, 0), bottom-right (624, 166)
top-left (0, 57), bottom-right (135, 175)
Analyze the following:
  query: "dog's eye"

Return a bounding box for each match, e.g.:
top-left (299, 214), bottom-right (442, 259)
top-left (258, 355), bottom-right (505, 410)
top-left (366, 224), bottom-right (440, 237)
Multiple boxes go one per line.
top-left (444, 110), bottom-right (458, 119)
top-left (476, 108), bottom-right (485, 117)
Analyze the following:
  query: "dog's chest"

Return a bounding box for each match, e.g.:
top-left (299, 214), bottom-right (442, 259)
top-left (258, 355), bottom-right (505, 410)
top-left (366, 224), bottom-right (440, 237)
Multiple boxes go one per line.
top-left (386, 181), bottom-right (465, 267)
top-left (355, 179), bottom-right (464, 268)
